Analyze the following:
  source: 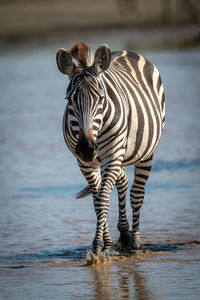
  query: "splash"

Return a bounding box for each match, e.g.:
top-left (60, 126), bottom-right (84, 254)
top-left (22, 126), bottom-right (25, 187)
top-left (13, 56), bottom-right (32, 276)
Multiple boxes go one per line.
top-left (86, 250), bottom-right (111, 265)
top-left (85, 240), bottom-right (162, 265)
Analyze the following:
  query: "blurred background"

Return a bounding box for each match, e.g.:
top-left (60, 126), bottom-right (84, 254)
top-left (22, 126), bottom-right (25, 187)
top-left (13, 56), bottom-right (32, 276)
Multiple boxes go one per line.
top-left (0, 0), bottom-right (200, 49)
top-left (0, 1), bottom-right (200, 299)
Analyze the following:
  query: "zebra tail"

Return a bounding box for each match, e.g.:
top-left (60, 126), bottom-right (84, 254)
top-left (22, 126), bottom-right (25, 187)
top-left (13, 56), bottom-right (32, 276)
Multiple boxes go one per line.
top-left (76, 185), bottom-right (92, 199)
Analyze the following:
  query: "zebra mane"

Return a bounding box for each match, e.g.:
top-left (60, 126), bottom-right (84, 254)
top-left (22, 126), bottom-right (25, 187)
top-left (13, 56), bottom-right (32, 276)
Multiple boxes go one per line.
top-left (69, 42), bottom-right (94, 69)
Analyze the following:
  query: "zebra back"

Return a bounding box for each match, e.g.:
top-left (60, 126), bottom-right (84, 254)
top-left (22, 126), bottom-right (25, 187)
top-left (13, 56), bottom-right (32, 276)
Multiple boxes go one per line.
top-left (100, 50), bottom-right (165, 165)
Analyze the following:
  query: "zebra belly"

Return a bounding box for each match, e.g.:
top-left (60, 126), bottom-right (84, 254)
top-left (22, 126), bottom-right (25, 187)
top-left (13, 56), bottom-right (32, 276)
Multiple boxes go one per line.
top-left (122, 114), bottom-right (162, 166)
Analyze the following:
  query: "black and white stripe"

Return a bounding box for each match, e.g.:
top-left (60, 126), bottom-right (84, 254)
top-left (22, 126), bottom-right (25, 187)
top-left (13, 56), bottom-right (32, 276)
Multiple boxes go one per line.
top-left (57, 43), bottom-right (165, 253)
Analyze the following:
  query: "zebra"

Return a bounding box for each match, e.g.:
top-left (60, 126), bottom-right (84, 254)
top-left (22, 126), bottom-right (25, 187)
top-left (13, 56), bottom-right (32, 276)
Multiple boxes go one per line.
top-left (56, 42), bottom-right (165, 254)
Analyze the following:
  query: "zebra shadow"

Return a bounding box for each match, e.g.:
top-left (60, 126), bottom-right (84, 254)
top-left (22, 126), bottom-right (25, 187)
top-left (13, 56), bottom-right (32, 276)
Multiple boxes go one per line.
top-left (112, 239), bottom-right (200, 256)
top-left (0, 246), bottom-right (91, 269)
top-left (142, 240), bottom-right (200, 253)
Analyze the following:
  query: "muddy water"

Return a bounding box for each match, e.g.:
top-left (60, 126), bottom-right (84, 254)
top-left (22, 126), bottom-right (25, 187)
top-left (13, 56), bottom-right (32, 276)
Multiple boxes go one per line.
top-left (0, 45), bottom-right (200, 299)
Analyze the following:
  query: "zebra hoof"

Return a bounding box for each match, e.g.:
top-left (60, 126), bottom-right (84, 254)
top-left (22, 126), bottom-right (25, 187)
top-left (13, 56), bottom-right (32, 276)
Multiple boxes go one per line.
top-left (86, 248), bottom-right (110, 265)
top-left (92, 245), bottom-right (102, 255)
top-left (119, 231), bottom-right (130, 247)
top-left (130, 233), bottom-right (142, 251)
top-left (103, 244), bottom-right (111, 254)
top-left (92, 239), bottom-right (104, 255)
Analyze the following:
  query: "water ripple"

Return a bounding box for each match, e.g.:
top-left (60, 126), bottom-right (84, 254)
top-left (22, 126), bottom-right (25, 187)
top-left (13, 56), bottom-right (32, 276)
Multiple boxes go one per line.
top-left (0, 246), bottom-right (90, 262)
top-left (152, 159), bottom-right (200, 172)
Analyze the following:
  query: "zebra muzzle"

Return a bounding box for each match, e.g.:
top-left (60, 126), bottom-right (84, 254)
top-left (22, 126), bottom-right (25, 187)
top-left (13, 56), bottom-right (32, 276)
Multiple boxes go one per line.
top-left (75, 134), bottom-right (98, 162)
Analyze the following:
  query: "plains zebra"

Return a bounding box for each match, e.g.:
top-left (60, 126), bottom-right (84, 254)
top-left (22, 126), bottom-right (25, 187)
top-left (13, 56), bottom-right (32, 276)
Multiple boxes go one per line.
top-left (56, 42), bottom-right (165, 254)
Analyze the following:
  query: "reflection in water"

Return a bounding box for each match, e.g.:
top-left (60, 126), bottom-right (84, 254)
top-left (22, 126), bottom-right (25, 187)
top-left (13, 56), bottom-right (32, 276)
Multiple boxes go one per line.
top-left (90, 262), bottom-right (155, 300)
top-left (0, 239), bottom-right (200, 299)
top-left (88, 239), bottom-right (200, 300)
top-left (89, 239), bottom-right (200, 300)
top-left (91, 265), bottom-right (112, 300)
top-left (133, 270), bottom-right (153, 300)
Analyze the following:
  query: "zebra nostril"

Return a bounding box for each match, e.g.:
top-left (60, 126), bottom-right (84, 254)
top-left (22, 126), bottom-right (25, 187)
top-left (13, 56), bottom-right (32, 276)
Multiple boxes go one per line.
top-left (75, 136), bottom-right (97, 162)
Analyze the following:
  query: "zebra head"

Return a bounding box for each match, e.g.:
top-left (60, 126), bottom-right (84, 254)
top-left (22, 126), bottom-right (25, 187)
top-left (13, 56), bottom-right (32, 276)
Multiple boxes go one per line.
top-left (57, 43), bottom-right (111, 162)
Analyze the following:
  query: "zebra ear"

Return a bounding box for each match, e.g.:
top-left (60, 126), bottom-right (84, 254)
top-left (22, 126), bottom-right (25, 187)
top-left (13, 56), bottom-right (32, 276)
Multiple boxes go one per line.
top-left (56, 48), bottom-right (76, 76)
top-left (93, 44), bottom-right (111, 75)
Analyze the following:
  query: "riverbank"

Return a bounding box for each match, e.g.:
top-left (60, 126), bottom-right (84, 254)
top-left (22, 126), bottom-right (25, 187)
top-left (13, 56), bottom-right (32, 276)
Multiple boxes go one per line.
top-left (0, 24), bottom-right (199, 54)
top-left (0, 0), bottom-right (199, 51)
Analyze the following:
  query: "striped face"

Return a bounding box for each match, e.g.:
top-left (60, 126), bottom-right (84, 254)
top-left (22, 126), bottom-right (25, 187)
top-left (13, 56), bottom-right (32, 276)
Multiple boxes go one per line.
top-left (66, 70), bottom-right (105, 162)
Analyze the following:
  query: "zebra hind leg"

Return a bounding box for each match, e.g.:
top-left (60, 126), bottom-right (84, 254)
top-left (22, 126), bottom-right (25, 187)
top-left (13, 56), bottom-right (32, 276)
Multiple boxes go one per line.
top-left (116, 167), bottom-right (130, 248)
top-left (130, 156), bottom-right (153, 251)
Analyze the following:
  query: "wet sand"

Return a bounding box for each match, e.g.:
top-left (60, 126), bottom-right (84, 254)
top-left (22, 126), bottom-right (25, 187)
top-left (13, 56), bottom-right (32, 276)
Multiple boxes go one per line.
top-left (0, 39), bottom-right (200, 299)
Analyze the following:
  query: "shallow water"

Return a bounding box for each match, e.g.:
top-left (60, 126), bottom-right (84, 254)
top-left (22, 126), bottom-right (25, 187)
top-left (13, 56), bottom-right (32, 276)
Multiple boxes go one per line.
top-left (0, 44), bottom-right (200, 299)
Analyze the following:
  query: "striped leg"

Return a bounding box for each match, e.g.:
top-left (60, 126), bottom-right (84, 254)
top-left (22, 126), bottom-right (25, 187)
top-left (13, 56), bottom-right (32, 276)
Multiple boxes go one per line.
top-left (116, 167), bottom-right (130, 247)
top-left (102, 221), bottom-right (112, 252)
top-left (79, 168), bottom-right (101, 199)
top-left (130, 155), bottom-right (153, 250)
top-left (78, 161), bottom-right (111, 252)
top-left (92, 180), bottom-right (111, 251)
top-left (93, 165), bottom-right (122, 254)
top-left (90, 173), bottom-right (112, 252)
top-left (87, 170), bottom-right (112, 253)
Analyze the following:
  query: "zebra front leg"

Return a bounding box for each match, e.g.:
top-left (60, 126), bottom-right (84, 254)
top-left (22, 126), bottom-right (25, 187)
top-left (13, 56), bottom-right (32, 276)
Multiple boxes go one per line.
top-left (130, 156), bottom-right (153, 251)
top-left (93, 166), bottom-right (121, 254)
top-left (78, 160), bottom-right (111, 253)
top-left (102, 221), bottom-right (112, 252)
top-left (92, 189), bottom-right (111, 254)
top-left (83, 172), bottom-right (112, 252)
top-left (116, 167), bottom-right (130, 247)
top-left (77, 160), bottom-right (111, 251)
